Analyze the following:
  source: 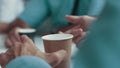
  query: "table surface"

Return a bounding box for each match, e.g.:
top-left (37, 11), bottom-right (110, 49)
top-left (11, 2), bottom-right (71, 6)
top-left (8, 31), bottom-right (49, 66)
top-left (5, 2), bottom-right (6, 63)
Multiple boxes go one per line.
top-left (0, 36), bottom-right (78, 68)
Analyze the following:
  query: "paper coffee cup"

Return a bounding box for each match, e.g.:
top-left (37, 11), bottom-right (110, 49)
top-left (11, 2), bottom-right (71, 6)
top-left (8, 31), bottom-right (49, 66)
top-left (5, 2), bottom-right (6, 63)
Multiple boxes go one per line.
top-left (42, 34), bottom-right (73, 68)
top-left (18, 28), bottom-right (36, 40)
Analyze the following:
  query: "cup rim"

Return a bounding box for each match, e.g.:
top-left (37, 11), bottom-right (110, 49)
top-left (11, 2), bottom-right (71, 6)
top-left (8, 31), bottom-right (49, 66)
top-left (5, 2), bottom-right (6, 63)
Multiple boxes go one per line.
top-left (18, 28), bottom-right (36, 33)
top-left (42, 34), bottom-right (73, 41)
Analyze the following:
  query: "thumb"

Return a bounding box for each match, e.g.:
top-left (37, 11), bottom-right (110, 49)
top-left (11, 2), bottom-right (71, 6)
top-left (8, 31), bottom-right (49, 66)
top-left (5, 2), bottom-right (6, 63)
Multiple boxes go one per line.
top-left (65, 15), bottom-right (80, 24)
top-left (58, 31), bottom-right (64, 34)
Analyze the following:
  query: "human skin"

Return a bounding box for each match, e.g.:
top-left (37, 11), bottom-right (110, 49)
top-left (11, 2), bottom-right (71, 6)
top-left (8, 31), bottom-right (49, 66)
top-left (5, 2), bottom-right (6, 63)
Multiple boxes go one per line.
top-left (0, 23), bottom-right (9, 34)
top-left (0, 35), bottom-right (67, 68)
top-left (4, 18), bottom-right (29, 48)
top-left (58, 15), bottom-right (96, 45)
top-left (5, 15), bottom-right (95, 47)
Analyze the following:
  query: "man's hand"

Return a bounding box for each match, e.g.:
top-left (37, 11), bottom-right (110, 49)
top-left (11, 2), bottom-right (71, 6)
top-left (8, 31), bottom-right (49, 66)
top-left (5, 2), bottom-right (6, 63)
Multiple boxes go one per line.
top-left (57, 15), bottom-right (96, 45)
top-left (66, 15), bottom-right (95, 31)
top-left (0, 23), bottom-right (9, 34)
top-left (5, 18), bottom-right (29, 48)
top-left (5, 27), bottom-right (21, 48)
top-left (0, 35), bottom-right (67, 68)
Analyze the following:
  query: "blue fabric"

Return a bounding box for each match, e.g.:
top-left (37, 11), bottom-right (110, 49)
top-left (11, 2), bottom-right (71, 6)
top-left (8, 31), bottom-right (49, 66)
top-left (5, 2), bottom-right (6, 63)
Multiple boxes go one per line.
top-left (88, 0), bottom-right (106, 16)
top-left (19, 0), bottom-right (103, 29)
top-left (19, 0), bottom-right (49, 28)
top-left (73, 0), bottom-right (120, 68)
top-left (6, 56), bottom-right (51, 68)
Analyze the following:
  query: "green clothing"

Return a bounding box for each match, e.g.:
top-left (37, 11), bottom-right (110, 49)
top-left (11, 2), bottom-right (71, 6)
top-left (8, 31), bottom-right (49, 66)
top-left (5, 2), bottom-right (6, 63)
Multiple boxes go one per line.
top-left (73, 0), bottom-right (120, 68)
top-left (88, 0), bottom-right (105, 16)
top-left (19, 0), bottom-right (103, 32)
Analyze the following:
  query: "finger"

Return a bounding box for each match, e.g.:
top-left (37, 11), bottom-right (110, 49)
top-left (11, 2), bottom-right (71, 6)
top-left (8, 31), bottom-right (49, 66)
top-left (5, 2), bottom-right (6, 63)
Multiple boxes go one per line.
top-left (21, 35), bottom-right (39, 56)
top-left (20, 44), bottom-right (26, 56)
top-left (10, 27), bottom-right (21, 42)
top-left (79, 31), bottom-right (87, 41)
top-left (5, 37), bottom-right (13, 48)
top-left (9, 36), bottom-right (18, 45)
top-left (58, 31), bottom-right (64, 34)
top-left (73, 32), bottom-right (87, 45)
top-left (65, 15), bottom-right (80, 24)
top-left (46, 50), bottom-right (67, 67)
top-left (14, 42), bottom-right (22, 57)
top-left (21, 35), bottom-right (34, 45)
top-left (7, 27), bottom-right (21, 46)
top-left (20, 32), bottom-right (36, 55)
top-left (83, 16), bottom-right (96, 23)
top-left (70, 25), bottom-right (81, 29)
top-left (5, 48), bottom-right (14, 56)
top-left (73, 35), bottom-right (82, 45)
top-left (65, 28), bottom-right (83, 37)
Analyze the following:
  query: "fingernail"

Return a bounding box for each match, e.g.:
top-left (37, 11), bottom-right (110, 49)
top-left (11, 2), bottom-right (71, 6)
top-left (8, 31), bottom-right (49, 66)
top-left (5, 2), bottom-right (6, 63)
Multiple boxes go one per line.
top-left (21, 35), bottom-right (28, 40)
top-left (79, 28), bottom-right (83, 32)
top-left (58, 31), bottom-right (64, 34)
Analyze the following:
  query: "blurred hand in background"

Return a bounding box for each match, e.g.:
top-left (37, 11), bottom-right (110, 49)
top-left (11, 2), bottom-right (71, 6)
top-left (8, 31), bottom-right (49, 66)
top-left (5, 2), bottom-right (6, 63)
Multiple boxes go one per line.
top-left (58, 15), bottom-right (96, 45)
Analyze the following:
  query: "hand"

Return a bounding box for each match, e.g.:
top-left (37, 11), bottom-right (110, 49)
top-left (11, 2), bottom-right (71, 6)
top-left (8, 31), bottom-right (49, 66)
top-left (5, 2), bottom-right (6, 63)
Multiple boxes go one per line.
top-left (0, 23), bottom-right (9, 34)
top-left (66, 15), bottom-right (96, 31)
top-left (57, 15), bottom-right (95, 45)
top-left (5, 18), bottom-right (29, 47)
top-left (0, 35), bottom-right (67, 68)
top-left (58, 28), bottom-right (87, 45)
top-left (58, 15), bottom-right (95, 32)
top-left (5, 27), bottom-right (21, 48)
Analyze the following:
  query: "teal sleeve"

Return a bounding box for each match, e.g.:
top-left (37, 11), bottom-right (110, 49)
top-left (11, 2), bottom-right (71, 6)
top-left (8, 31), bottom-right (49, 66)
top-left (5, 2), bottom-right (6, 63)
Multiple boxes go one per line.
top-left (19, 0), bottom-right (49, 28)
top-left (6, 56), bottom-right (51, 68)
top-left (73, 0), bottom-right (120, 68)
top-left (88, 0), bottom-right (106, 16)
